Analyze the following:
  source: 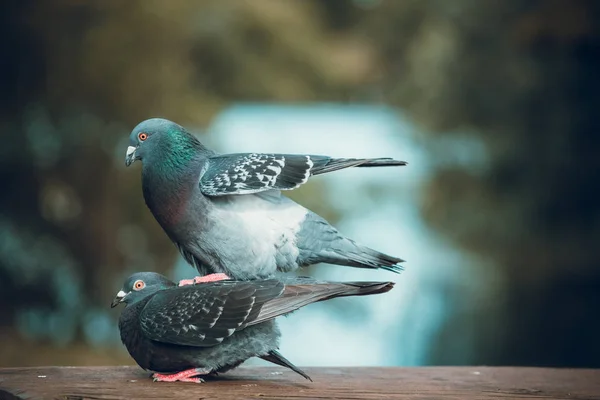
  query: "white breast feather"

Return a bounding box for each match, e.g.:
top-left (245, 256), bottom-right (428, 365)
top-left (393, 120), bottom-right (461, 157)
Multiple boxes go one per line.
top-left (212, 194), bottom-right (306, 274)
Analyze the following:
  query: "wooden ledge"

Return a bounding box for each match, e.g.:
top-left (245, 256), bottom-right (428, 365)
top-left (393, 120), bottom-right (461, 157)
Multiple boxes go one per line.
top-left (0, 366), bottom-right (599, 399)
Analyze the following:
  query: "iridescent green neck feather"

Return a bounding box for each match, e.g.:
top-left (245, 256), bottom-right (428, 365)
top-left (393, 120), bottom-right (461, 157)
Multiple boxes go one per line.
top-left (141, 128), bottom-right (208, 226)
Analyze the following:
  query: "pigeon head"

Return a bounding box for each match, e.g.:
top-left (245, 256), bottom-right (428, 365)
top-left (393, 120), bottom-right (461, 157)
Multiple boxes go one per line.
top-left (125, 118), bottom-right (204, 167)
top-left (111, 272), bottom-right (176, 308)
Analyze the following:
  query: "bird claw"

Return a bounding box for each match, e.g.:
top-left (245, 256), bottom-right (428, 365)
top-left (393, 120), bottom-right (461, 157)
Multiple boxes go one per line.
top-left (178, 273), bottom-right (231, 286)
top-left (151, 369), bottom-right (208, 383)
top-left (178, 278), bottom-right (196, 286)
top-left (153, 376), bottom-right (204, 383)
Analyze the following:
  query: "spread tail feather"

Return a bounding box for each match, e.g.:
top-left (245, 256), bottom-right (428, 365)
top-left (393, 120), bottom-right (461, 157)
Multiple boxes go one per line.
top-left (334, 244), bottom-right (405, 274)
top-left (260, 350), bottom-right (312, 381)
top-left (296, 213), bottom-right (405, 275)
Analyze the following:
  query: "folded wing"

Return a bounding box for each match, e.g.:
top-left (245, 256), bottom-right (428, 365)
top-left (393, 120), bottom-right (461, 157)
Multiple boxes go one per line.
top-left (139, 280), bottom-right (284, 347)
top-left (140, 279), bottom-right (395, 347)
top-left (199, 153), bottom-right (407, 196)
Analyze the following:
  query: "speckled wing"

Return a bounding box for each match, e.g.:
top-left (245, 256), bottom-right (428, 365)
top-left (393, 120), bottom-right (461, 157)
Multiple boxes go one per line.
top-left (139, 280), bottom-right (285, 347)
top-left (199, 153), bottom-right (318, 196)
top-left (199, 153), bottom-right (406, 196)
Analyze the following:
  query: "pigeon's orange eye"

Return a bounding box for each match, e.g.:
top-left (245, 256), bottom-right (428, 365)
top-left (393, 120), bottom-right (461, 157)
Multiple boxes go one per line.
top-left (133, 280), bottom-right (145, 290)
top-left (138, 132), bottom-right (148, 141)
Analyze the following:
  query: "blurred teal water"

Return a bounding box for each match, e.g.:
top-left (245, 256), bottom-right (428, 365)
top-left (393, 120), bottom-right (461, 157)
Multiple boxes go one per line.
top-left (173, 103), bottom-right (490, 366)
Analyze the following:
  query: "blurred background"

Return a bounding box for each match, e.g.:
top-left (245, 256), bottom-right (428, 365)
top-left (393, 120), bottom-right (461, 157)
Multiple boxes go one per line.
top-left (1, 0), bottom-right (599, 369)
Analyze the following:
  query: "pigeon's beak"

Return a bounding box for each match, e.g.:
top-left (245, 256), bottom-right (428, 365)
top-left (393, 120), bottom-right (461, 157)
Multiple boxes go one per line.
top-left (125, 146), bottom-right (137, 167)
top-left (111, 290), bottom-right (129, 308)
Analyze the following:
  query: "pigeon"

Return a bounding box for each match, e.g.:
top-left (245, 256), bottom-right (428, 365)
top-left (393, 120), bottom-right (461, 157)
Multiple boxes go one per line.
top-left (125, 118), bottom-right (407, 282)
top-left (111, 271), bottom-right (394, 383)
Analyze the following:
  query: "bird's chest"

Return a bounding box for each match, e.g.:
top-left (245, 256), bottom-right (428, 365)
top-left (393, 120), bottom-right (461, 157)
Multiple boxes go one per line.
top-left (119, 305), bottom-right (193, 373)
top-left (203, 195), bottom-right (307, 274)
top-left (141, 170), bottom-right (197, 231)
top-left (119, 306), bottom-right (153, 369)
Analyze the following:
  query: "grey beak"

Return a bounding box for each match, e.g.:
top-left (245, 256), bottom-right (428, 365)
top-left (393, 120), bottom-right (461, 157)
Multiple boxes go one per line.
top-left (111, 290), bottom-right (128, 308)
top-left (125, 146), bottom-right (137, 167)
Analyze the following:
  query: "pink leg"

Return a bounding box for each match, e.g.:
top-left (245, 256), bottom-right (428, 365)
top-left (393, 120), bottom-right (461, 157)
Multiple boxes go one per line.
top-left (178, 273), bottom-right (231, 286)
top-left (152, 368), bottom-right (210, 383)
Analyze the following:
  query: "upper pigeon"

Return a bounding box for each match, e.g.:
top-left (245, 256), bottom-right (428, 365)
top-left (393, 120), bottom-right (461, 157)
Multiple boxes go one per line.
top-left (125, 118), bottom-right (407, 281)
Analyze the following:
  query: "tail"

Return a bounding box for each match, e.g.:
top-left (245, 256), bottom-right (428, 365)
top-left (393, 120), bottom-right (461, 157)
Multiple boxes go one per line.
top-left (296, 213), bottom-right (405, 274)
top-left (331, 240), bottom-right (405, 274)
top-left (318, 280), bottom-right (395, 299)
top-left (310, 157), bottom-right (407, 176)
top-left (260, 350), bottom-right (312, 381)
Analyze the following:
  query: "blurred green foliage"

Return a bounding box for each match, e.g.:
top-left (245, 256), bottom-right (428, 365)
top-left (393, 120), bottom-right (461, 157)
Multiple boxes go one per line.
top-left (365, 0), bottom-right (600, 366)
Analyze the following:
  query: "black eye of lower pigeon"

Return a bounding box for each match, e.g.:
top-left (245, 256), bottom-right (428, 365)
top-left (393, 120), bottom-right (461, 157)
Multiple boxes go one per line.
top-left (127, 117), bottom-right (408, 281)
top-left (138, 132), bottom-right (148, 141)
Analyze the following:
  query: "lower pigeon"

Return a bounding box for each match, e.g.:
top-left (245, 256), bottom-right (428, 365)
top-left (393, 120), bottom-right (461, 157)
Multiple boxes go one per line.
top-left (111, 272), bottom-right (394, 383)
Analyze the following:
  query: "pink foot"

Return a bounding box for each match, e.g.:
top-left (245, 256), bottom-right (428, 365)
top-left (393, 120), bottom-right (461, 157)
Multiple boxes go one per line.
top-left (152, 368), bottom-right (209, 383)
top-left (178, 273), bottom-right (231, 286)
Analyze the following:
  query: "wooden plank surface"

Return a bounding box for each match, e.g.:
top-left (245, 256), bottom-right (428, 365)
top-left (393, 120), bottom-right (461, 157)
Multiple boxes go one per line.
top-left (0, 366), bottom-right (599, 400)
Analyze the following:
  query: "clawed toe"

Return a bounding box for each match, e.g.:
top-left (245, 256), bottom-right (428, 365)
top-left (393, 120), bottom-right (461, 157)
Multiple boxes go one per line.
top-left (179, 273), bottom-right (231, 286)
top-left (152, 375), bottom-right (204, 383)
top-left (194, 273), bottom-right (230, 283)
top-left (151, 368), bottom-right (210, 383)
top-left (178, 278), bottom-right (196, 287)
